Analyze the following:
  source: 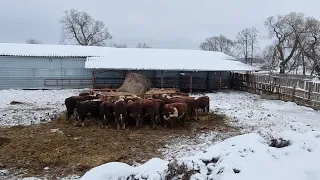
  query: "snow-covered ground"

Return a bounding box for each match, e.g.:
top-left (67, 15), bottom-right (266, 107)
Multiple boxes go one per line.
top-left (209, 92), bottom-right (320, 139)
top-left (1, 90), bottom-right (320, 179)
top-left (80, 91), bottom-right (320, 180)
top-left (80, 130), bottom-right (320, 180)
top-left (160, 91), bottom-right (320, 161)
top-left (0, 89), bottom-right (83, 127)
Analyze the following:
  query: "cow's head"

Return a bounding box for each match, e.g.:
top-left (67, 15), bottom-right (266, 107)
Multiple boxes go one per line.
top-left (163, 106), bottom-right (178, 120)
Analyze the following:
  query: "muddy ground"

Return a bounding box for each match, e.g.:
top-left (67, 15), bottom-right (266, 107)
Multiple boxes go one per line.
top-left (0, 112), bottom-right (238, 179)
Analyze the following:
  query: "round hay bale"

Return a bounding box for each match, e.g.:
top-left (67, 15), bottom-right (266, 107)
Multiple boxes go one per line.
top-left (117, 72), bottom-right (151, 94)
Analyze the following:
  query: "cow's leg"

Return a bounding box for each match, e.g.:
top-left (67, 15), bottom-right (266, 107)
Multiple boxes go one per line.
top-left (66, 110), bottom-right (72, 121)
top-left (80, 115), bottom-right (86, 127)
top-left (168, 119), bottom-right (174, 128)
top-left (158, 113), bottom-right (162, 125)
top-left (194, 109), bottom-right (199, 121)
top-left (135, 114), bottom-right (140, 128)
top-left (180, 116), bottom-right (185, 127)
top-left (101, 114), bottom-right (107, 128)
top-left (140, 115), bottom-right (144, 127)
top-left (105, 115), bottom-right (110, 128)
top-left (188, 109), bottom-right (194, 120)
top-left (74, 111), bottom-right (79, 126)
top-left (115, 115), bottom-right (120, 130)
top-left (121, 114), bottom-right (126, 130)
top-left (151, 115), bottom-right (157, 129)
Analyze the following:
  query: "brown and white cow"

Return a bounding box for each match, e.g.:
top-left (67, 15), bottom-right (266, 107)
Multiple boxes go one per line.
top-left (64, 95), bottom-right (99, 121)
top-left (126, 99), bottom-right (142, 128)
top-left (163, 102), bottom-right (188, 128)
top-left (152, 94), bottom-right (175, 104)
top-left (139, 98), bottom-right (158, 128)
top-left (171, 96), bottom-right (199, 121)
top-left (113, 96), bottom-right (127, 130)
top-left (195, 95), bottom-right (210, 115)
top-left (75, 99), bottom-right (102, 127)
top-left (154, 99), bottom-right (165, 125)
top-left (99, 100), bottom-right (114, 128)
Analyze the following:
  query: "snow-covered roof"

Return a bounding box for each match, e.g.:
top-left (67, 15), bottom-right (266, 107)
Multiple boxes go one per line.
top-left (0, 43), bottom-right (111, 57)
top-left (85, 49), bottom-right (259, 71)
top-left (0, 43), bottom-right (259, 71)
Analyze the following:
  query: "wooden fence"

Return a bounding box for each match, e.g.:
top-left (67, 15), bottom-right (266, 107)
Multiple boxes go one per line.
top-left (232, 73), bottom-right (320, 110)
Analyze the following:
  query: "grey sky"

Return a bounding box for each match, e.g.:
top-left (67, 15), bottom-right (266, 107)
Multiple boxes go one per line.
top-left (0, 0), bottom-right (319, 50)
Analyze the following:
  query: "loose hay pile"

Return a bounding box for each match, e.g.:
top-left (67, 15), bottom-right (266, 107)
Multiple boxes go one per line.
top-left (0, 112), bottom-right (235, 178)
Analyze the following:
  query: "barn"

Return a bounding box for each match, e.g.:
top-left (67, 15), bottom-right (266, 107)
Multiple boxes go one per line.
top-left (0, 43), bottom-right (259, 92)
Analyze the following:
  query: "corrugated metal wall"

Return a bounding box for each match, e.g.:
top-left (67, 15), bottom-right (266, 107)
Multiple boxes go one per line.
top-left (0, 56), bottom-right (92, 89)
top-left (93, 70), bottom-right (231, 92)
top-left (0, 56), bottom-right (232, 91)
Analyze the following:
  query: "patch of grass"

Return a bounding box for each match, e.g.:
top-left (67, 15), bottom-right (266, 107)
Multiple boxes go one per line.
top-left (0, 112), bottom-right (236, 178)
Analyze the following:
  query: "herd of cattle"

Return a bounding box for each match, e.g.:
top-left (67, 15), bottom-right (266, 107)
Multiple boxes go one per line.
top-left (64, 92), bottom-right (210, 130)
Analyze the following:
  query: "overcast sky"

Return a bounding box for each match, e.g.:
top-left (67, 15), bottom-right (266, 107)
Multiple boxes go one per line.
top-left (0, 0), bottom-right (319, 50)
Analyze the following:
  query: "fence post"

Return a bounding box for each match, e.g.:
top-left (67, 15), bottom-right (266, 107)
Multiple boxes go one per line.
top-left (92, 71), bottom-right (95, 89)
top-left (308, 82), bottom-right (314, 105)
top-left (254, 75), bottom-right (257, 94)
top-left (190, 72), bottom-right (193, 94)
top-left (277, 84), bottom-right (281, 100)
top-left (161, 71), bottom-right (164, 89)
top-left (292, 85), bottom-right (296, 102)
top-left (219, 71), bottom-right (222, 91)
top-left (206, 71), bottom-right (210, 92)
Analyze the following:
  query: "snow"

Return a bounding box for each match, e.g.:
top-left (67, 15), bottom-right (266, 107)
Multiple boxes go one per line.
top-left (0, 43), bottom-right (259, 71)
top-left (1, 89), bottom-right (320, 179)
top-left (80, 158), bottom-right (168, 180)
top-left (0, 43), bottom-right (115, 57)
top-left (310, 77), bottom-right (320, 83)
top-left (79, 131), bottom-right (320, 180)
top-left (207, 91), bottom-right (320, 139)
top-left (85, 52), bottom-right (259, 71)
top-left (79, 91), bottom-right (320, 180)
top-left (0, 89), bottom-right (82, 127)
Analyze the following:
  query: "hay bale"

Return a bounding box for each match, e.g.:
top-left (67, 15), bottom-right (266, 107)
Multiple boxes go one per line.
top-left (117, 72), bottom-right (151, 94)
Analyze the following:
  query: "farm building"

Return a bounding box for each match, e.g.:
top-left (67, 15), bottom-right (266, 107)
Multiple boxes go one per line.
top-left (0, 43), bottom-right (259, 92)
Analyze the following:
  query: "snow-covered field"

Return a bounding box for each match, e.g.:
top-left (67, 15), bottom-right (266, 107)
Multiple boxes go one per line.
top-left (81, 131), bottom-right (320, 180)
top-left (1, 89), bottom-right (320, 179)
top-left (0, 89), bottom-right (83, 127)
top-left (209, 92), bottom-right (320, 139)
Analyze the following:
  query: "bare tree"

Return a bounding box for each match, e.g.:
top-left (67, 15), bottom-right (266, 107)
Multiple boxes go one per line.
top-left (136, 42), bottom-right (151, 48)
top-left (59, 8), bottom-right (112, 46)
top-left (249, 28), bottom-right (259, 65)
top-left (236, 29), bottom-right (250, 64)
top-left (26, 38), bottom-right (41, 44)
top-left (261, 42), bottom-right (280, 72)
top-left (199, 34), bottom-right (235, 55)
top-left (264, 12), bottom-right (305, 73)
top-left (109, 42), bottom-right (127, 48)
top-left (299, 17), bottom-right (320, 76)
